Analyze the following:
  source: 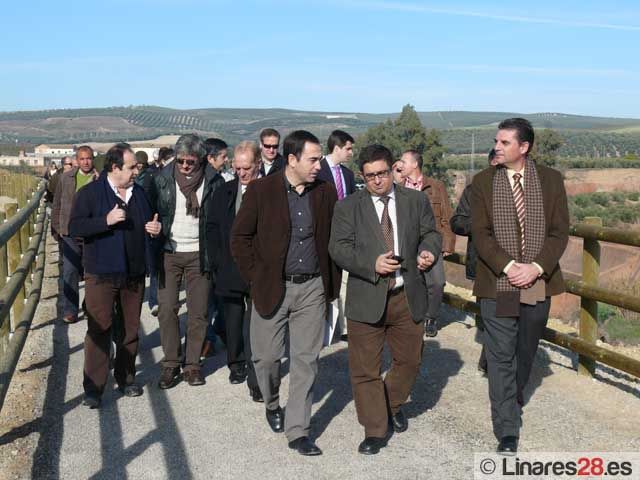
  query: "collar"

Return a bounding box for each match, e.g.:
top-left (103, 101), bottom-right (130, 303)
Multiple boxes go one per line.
top-left (107, 175), bottom-right (133, 203)
top-left (284, 171), bottom-right (313, 195)
top-left (262, 156), bottom-right (274, 166)
top-left (326, 155), bottom-right (341, 168)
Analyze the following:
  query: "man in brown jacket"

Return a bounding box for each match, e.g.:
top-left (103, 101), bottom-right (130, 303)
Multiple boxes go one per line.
top-left (231, 130), bottom-right (340, 456)
top-left (401, 149), bottom-right (455, 336)
top-left (51, 145), bottom-right (98, 323)
top-left (471, 118), bottom-right (569, 455)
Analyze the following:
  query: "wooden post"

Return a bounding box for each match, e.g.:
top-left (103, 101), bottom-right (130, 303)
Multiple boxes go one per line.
top-left (5, 202), bottom-right (25, 331)
top-left (578, 216), bottom-right (602, 377)
top-left (0, 211), bottom-right (8, 358)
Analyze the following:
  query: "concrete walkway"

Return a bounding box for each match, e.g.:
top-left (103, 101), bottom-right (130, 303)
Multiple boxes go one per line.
top-left (1, 234), bottom-right (639, 479)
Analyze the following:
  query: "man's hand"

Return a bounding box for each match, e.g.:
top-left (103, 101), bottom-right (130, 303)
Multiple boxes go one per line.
top-left (417, 250), bottom-right (435, 271)
top-left (375, 251), bottom-right (401, 275)
top-left (106, 204), bottom-right (126, 226)
top-left (506, 262), bottom-right (540, 288)
top-left (145, 213), bottom-right (161, 237)
top-left (442, 251), bottom-right (452, 257)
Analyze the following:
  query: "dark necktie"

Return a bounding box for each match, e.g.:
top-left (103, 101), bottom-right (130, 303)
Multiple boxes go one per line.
top-left (380, 196), bottom-right (396, 289)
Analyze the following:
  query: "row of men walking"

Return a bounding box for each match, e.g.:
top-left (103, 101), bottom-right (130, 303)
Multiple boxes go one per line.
top-left (47, 118), bottom-right (568, 458)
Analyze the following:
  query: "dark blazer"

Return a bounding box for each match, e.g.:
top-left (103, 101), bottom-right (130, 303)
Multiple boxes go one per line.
top-left (329, 185), bottom-right (442, 324)
top-left (206, 178), bottom-right (247, 297)
top-left (230, 172), bottom-right (341, 318)
top-left (450, 184), bottom-right (477, 280)
top-left (259, 153), bottom-right (284, 177)
top-left (149, 162), bottom-right (224, 274)
top-left (316, 158), bottom-right (356, 197)
top-left (470, 163), bottom-right (569, 299)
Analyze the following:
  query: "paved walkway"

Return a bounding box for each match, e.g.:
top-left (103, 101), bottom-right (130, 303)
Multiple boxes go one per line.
top-left (1, 234), bottom-right (639, 479)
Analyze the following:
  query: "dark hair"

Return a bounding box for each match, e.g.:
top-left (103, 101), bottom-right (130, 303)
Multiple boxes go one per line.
top-left (488, 148), bottom-right (496, 163)
top-left (135, 150), bottom-right (148, 164)
top-left (158, 147), bottom-right (174, 162)
top-left (260, 128), bottom-right (280, 142)
top-left (498, 117), bottom-right (535, 154)
top-left (282, 130), bottom-right (320, 162)
top-left (204, 138), bottom-right (228, 158)
top-left (327, 130), bottom-right (354, 153)
top-left (105, 143), bottom-right (133, 173)
top-left (358, 144), bottom-right (394, 172)
top-left (402, 149), bottom-right (423, 170)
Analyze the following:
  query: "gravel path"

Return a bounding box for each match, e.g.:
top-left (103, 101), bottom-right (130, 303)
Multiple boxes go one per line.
top-left (1, 233), bottom-right (639, 480)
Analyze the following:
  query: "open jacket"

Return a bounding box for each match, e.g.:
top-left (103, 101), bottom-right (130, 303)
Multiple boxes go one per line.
top-left (149, 162), bottom-right (224, 274)
top-left (230, 172), bottom-right (341, 318)
top-left (470, 163), bottom-right (569, 299)
top-left (420, 175), bottom-right (456, 253)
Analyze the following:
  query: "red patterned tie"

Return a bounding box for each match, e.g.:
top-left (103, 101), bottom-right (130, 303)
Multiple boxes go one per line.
top-left (512, 173), bottom-right (526, 254)
top-left (380, 196), bottom-right (396, 289)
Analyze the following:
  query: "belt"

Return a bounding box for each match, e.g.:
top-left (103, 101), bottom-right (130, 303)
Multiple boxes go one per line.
top-left (283, 272), bottom-right (320, 284)
top-left (388, 285), bottom-right (405, 297)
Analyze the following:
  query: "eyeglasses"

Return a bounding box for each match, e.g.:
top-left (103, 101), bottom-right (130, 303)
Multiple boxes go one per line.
top-left (176, 158), bottom-right (197, 166)
top-left (363, 169), bottom-right (391, 182)
top-left (262, 144), bottom-right (279, 150)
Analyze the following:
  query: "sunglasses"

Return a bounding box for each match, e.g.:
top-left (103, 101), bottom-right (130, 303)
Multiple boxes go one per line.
top-left (262, 144), bottom-right (279, 150)
top-left (176, 158), bottom-right (197, 166)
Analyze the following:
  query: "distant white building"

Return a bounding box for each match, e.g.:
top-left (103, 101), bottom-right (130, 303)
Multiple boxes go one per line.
top-left (34, 144), bottom-right (75, 157)
top-left (0, 153), bottom-right (45, 167)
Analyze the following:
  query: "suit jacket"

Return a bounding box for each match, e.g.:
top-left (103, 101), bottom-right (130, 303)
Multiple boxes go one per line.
top-left (316, 158), bottom-right (356, 197)
top-left (449, 183), bottom-right (478, 280)
top-left (419, 175), bottom-right (456, 252)
top-left (230, 172), bottom-right (341, 318)
top-left (329, 185), bottom-right (442, 324)
top-left (470, 163), bottom-right (569, 299)
top-left (206, 178), bottom-right (248, 297)
top-left (52, 168), bottom-right (98, 236)
top-left (259, 153), bottom-right (284, 177)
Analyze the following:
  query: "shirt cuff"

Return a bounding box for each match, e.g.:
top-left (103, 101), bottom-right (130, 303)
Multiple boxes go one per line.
top-left (503, 260), bottom-right (515, 274)
top-left (532, 262), bottom-right (544, 276)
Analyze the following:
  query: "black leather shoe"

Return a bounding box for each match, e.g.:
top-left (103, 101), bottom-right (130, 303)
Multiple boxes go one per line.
top-left (266, 406), bottom-right (284, 433)
top-left (391, 409), bottom-right (408, 433)
top-left (119, 384), bottom-right (143, 397)
top-left (340, 334), bottom-right (348, 342)
top-left (249, 386), bottom-right (264, 403)
top-left (358, 437), bottom-right (386, 455)
top-left (425, 318), bottom-right (438, 337)
top-left (184, 369), bottom-right (206, 386)
top-left (158, 366), bottom-right (182, 389)
top-left (83, 393), bottom-right (101, 409)
top-left (288, 436), bottom-right (322, 456)
top-left (229, 367), bottom-right (247, 385)
top-left (497, 436), bottom-right (518, 456)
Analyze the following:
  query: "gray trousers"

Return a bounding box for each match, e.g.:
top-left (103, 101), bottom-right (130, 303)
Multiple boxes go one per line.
top-left (480, 297), bottom-right (550, 440)
top-left (423, 254), bottom-right (445, 320)
top-left (251, 277), bottom-right (326, 442)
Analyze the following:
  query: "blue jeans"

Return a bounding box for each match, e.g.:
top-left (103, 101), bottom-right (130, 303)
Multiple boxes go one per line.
top-left (60, 236), bottom-right (82, 317)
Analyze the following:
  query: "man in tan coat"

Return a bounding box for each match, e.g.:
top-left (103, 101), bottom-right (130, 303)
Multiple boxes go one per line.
top-left (401, 149), bottom-right (455, 336)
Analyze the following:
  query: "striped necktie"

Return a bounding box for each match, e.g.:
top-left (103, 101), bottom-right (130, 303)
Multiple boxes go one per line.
top-left (332, 165), bottom-right (345, 200)
top-left (512, 172), bottom-right (526, 254)
top-left (380, 196), bottom-right (396, 289)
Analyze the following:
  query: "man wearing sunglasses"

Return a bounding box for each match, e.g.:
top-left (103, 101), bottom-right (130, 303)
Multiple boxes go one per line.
top-left (150, 134), bottom-right (225, 388)
top-left (329, 144), bottom-right (441, 455)
top-left (258, 128), bottom-right (284, 177)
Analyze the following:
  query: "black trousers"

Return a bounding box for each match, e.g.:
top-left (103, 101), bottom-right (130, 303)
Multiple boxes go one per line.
top-left (480, 297), bottom-right (550, 440)
top-left (223, 294), bottom-right (258, 390)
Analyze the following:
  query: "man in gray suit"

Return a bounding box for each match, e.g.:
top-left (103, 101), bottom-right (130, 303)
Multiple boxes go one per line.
top-left (329, 144), bottom-right (442, 455)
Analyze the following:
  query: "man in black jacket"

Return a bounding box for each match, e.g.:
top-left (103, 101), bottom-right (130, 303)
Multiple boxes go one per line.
top-left (258, 128), bottom-right (284, 177)
top-left (207, 141), bottom-right (263, 401)
top-left (149, 134), bottom-right (224, 388)
top-left (69, 143), bottom-right (161, 408)
top-left (450, 149), bottom-right (497, 375)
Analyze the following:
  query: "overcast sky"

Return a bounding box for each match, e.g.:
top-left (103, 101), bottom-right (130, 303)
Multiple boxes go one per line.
top-left (2, 0), bottom-right (640, 117)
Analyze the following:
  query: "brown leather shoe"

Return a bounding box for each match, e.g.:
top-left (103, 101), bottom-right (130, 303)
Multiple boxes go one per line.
top-left (184, 369), bottom-right (205, 386)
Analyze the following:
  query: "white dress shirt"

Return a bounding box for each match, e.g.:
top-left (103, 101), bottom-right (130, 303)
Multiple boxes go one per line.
top-left (326, 155), bottom-right (346, 192)
top-left (107, 176), bottom-right (133, 204)
top-left (370, 187), bottom-right (404, 288)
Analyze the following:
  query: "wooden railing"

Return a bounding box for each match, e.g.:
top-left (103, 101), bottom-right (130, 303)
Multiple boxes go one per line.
top-left (443, 217), bottom-right (640, 379)
top-left (0, 176), bottom-right (48, 411)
